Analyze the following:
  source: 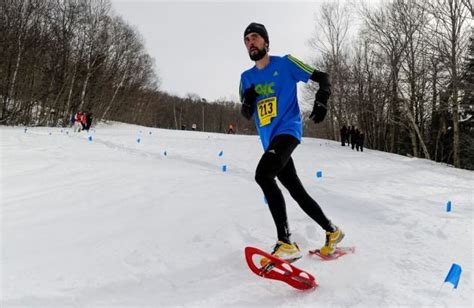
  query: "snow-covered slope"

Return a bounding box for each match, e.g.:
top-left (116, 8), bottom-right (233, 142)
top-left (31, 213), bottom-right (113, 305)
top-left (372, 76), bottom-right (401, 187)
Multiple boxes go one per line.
top-left (1, 122), bottom-right (472, 307)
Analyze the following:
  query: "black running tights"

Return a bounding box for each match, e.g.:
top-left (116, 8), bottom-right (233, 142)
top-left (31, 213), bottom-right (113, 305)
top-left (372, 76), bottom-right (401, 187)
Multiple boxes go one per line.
top-left (255, 134), bottom-right (332, 243)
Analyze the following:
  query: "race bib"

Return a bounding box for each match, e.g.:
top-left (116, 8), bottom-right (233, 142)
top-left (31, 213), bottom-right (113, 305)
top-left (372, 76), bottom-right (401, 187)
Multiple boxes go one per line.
top-left (257, 97), bottom-right (277, 127)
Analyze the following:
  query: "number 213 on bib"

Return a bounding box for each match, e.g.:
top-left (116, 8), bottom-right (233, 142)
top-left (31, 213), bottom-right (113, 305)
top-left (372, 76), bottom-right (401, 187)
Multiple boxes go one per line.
top-left (257, 97), bottom-right (277, 127)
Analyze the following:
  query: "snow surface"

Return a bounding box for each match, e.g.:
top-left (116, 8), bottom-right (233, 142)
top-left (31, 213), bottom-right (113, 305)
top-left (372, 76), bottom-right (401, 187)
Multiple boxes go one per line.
top-left (1, 122), bottom-right (473, 307)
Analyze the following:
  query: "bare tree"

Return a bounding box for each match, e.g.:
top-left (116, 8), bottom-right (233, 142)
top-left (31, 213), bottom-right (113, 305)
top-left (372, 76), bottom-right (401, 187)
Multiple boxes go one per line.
top-left (307, 0), bottom-right (352, 140)
top-left (351, 32), bottom-right (391, 151)
top-left (77, 0), bottom-right (111, 111)
top-left (460, 0), bottom-right (473, 17)
top-left (0, 0), bottom-right (42, 122)
top-left (424, 0), bottom-right (470, 167)
top-left (361, 0), bottom-right (414, 153)
top-left (100, 16), bottom-right (141, 119)
top-left (396, 0), bottom-right (431, 159)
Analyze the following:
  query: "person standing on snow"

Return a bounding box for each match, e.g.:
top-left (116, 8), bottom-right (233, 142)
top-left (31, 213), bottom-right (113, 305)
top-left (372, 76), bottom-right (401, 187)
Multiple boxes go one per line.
top-left (74, 111), bottom-right (85, 132)
top-left (357, 129), bottom-right (364, 152)
top-left (239, 22), bottom-right (344, 263)
top-left (228, 124), bottom-right (235, 134)
top-left (353, 127), bottom-right (360, 151)
top-left (350, 125), bottom-right (356, 150)
top-left (84, 112), bottom-right (93, 131)
top-left (340, 125), bottom-right (348, 146)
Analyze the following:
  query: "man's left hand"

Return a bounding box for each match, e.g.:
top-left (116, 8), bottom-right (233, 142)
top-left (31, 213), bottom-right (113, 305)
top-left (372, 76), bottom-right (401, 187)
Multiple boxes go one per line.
top-left (309, 89), bottom-right (330, 123)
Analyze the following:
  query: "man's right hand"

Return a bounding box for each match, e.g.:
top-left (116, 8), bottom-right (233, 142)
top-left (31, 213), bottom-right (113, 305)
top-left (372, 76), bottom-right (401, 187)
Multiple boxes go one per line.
top-left (241, 84), bottom-right (258, 120)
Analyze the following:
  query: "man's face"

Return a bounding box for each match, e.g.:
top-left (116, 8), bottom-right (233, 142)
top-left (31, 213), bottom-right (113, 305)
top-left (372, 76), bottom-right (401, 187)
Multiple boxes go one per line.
top-left (244, 32), bottom-right (267, 61)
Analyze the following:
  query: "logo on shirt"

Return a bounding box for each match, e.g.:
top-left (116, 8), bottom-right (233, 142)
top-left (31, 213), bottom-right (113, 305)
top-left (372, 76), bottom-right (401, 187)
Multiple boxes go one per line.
top-left (255, 82), bottom-right (275, 96)
top-left (273, 71), bottom-right (279, 77)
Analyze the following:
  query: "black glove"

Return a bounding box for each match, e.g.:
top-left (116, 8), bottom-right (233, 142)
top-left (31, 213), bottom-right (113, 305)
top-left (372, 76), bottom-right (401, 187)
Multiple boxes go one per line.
top-left (309, 70), bottom-right (331, 123)
top-left (241, 84), bottom-right (258, 120)
top-left (309, 89), bottom-right (330, 123)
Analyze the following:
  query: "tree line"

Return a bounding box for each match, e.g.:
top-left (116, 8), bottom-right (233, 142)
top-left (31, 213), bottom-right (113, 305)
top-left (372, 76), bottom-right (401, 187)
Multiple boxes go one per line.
top-left (1, 0), bottom-right (472, 169)
top-left (306, 0), bottom-right (473, 169)
top-left (0, 0), bottom-right (256, 134)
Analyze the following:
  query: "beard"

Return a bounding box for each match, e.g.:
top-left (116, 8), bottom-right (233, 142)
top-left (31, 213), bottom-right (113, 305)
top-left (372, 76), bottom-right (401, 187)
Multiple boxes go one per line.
top-left (248, 46), bottom-right (267, 61)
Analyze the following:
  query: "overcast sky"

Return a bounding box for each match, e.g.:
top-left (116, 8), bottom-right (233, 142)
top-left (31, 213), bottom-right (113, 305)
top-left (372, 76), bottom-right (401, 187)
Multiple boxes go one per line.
top-left (110, 0), bottom-right (325, 103)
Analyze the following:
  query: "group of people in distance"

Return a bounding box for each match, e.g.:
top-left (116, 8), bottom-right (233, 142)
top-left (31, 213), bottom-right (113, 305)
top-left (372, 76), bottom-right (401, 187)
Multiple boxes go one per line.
top-left (340, 125), bottom-right (364, 152)
top-left (182, 123), bottom-right (236, 134)
top-left (71, 111), bottom-right (93, 132)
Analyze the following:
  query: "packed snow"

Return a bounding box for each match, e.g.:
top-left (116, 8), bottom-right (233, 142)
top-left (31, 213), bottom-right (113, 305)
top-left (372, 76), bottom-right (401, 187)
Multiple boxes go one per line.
top-left (1, 122), bottom-right (472, 307)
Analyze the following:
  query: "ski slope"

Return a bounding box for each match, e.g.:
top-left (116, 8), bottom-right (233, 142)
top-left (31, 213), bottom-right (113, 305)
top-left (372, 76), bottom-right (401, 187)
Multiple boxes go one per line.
top-left (1, 122), bottom-right (472, 307)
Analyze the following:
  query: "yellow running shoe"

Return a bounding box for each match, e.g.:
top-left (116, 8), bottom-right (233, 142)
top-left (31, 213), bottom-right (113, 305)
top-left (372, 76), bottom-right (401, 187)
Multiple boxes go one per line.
top-left (260, 241), bottom-right (302, 267)
top-left (319, 226), bottom-right (344, 256)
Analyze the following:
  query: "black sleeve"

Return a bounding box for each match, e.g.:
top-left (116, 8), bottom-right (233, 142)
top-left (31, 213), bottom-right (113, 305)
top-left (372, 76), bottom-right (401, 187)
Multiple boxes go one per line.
top-left (310, 70), bottom-right (331, 92)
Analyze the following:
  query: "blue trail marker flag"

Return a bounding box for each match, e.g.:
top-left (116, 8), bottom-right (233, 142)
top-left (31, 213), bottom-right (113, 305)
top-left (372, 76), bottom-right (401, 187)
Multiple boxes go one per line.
top-left (446, 201), bottom-right (452, 212)
top-left (444, 263), bottom-right (462, 289)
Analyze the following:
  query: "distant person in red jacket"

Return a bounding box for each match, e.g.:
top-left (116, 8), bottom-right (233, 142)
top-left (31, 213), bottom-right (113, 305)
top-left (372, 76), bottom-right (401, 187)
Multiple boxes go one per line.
top-left (74, 111), bottom-right (86, 132)
top-left (227, 124), bottom-right (235, 134)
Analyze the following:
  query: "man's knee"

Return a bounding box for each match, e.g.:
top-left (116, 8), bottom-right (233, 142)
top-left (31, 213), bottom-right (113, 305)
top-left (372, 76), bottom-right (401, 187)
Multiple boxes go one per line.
top-left (255, 171), bottom-right (269, 186)
top-left (255, 152), bottom-right (281, 186)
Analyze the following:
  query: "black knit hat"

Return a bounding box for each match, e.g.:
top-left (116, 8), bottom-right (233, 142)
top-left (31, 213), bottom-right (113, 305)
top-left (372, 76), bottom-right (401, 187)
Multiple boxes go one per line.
top-left (244, 22), bottom-right (269, 44)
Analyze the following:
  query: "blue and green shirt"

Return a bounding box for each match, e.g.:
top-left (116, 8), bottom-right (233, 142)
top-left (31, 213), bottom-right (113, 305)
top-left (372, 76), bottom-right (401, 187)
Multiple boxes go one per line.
top-left (239, 55), bottom-right (314, 150)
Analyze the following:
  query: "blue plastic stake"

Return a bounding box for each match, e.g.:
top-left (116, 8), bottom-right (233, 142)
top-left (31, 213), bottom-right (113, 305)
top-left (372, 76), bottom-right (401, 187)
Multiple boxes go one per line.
top-left (222, 165), bottom-right (227, 172)
top-left (444, 264), bottom-right (462, 289)
top-left (446, 201), bottom-right (452, 212)
top-left (316, 171), bottom-right (323, 178)
top-left (88, 136), bottom-right (93, 142)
